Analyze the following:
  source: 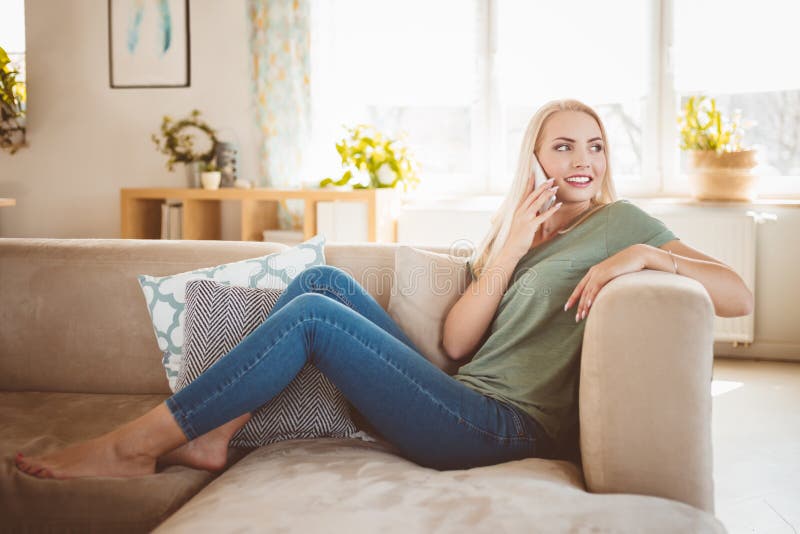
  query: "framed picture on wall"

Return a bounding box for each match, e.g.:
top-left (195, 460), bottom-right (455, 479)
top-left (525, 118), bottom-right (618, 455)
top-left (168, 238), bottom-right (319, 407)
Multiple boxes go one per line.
top-left (108, 0), bottom-right (191, 88)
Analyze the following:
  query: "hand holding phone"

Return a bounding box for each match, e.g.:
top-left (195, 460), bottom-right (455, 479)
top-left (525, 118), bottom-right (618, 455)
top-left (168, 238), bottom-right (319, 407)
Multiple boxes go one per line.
top-left (501, 164), bottom-right (562, 261)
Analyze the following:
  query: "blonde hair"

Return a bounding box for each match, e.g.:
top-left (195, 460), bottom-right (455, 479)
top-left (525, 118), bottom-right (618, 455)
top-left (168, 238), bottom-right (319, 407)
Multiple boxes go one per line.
top-left (470, 99), bottom-right (618, 278)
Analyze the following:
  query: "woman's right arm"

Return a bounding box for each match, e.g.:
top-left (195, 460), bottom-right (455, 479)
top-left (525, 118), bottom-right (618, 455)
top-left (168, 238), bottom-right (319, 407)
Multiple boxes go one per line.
top-left (441, 176), bottom-right (562, 361)
top-left (441, 250), bottom-right (525, 361)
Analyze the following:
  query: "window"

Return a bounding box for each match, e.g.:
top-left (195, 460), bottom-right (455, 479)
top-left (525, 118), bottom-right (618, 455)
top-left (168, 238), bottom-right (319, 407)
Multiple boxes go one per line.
top-left (494, 0), bottom-right (655, 195)
top-left (0, 0), bottom-right (26, 114)
top-left (671, 0), bottom-right (800, 195)
top-left (310, 0), bottom-right (800, 198)
top-left (309, 0), bottom-right (479, 194)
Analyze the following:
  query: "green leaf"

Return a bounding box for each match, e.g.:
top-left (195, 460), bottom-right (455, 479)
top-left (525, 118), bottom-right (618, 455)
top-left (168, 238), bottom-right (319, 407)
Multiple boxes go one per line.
top-left (327, 170), bottom-right (352, 186)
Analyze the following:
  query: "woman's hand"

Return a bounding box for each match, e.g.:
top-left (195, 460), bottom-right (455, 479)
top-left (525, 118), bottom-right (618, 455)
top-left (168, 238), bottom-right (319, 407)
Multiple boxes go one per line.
top-left (563, 244), bottom-right (648, 322)
top-left (500, 176), bottom-right (563, 262)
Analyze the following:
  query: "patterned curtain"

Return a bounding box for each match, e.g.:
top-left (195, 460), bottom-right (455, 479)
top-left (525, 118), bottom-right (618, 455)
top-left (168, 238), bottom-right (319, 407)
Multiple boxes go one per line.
top-left (248, 0), bottom-right (311, 228)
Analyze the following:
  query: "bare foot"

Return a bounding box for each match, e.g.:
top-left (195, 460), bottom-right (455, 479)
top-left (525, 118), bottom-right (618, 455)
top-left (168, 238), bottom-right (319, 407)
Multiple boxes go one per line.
top-left (157, 413), bottom-right (252, 472)
top-left (15, 403), bottom-right (212, 480)
top-left (14, 433), bottom-right (156, 480)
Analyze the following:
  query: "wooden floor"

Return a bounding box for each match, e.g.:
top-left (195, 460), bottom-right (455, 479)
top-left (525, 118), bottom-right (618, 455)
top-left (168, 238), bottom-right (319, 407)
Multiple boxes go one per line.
top-left (711, 358), bottom-right (800, 533)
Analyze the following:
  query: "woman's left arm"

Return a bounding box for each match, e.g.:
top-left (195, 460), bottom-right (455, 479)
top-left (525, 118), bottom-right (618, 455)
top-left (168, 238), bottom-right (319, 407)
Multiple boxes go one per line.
top-left (565, 240), bottom-right (754, 321)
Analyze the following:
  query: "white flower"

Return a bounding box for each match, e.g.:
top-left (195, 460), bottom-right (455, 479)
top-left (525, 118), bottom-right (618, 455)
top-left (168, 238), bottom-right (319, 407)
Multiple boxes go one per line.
top-left (376, 163), bottom-right (396, 186)
top-left (352, 167), bottom-right (371, 186)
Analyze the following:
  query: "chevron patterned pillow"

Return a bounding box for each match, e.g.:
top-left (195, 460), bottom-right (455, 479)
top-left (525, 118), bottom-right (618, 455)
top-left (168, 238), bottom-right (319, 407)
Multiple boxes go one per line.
top-left (177, 279), bottom-right (359, 448)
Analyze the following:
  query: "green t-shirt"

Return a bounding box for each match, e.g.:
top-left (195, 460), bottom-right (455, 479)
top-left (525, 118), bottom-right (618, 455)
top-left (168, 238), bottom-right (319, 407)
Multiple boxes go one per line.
top-left (454, 200), bottom-right (679, 453)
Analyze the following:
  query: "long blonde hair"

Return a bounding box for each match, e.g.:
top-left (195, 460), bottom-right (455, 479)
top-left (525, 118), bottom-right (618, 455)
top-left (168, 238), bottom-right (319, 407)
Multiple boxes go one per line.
top-left (470, 99), bottom-right (618, 278)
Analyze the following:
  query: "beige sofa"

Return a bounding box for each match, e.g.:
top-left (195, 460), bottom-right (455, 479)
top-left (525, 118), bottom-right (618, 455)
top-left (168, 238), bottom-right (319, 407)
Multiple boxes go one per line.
top-left (0, 238), bottom-right (726, 533)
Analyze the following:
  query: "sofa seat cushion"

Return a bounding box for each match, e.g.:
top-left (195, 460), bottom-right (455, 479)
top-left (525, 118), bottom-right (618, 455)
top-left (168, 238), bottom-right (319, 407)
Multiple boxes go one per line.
top-left (0, 391), bottom-right (247, 533)
top-left (154, 438), bottom-right (725, 533)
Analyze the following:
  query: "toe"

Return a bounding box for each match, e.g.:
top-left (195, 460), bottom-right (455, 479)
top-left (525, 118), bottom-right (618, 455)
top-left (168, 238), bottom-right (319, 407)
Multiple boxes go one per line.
top-left (29, 466), bottom-right (47, 478)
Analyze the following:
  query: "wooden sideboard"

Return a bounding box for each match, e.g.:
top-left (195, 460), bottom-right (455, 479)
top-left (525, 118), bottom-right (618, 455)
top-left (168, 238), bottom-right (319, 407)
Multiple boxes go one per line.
top-left (120, 188), bottom-right (400, 242)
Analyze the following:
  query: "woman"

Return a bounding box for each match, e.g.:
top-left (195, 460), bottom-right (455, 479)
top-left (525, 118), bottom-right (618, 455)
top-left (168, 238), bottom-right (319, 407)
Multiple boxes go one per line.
top-left (15, 99), bottom-right (753, 478)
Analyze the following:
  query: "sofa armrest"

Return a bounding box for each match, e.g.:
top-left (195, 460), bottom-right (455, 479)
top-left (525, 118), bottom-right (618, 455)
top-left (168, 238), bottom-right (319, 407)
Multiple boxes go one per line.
top-left (578, 270), bottom-right (716, 513)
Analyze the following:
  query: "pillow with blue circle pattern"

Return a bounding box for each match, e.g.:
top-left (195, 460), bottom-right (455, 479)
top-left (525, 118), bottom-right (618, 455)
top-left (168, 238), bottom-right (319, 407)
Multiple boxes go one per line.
top-left (137, 234), bottom-right (326, 391)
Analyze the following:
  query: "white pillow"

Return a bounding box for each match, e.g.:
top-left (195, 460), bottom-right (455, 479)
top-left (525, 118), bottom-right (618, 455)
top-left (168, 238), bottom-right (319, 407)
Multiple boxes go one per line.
top-left (387, 246), bottom-right (471, 376)
top-left (138, 234), bottom-right (326, 391)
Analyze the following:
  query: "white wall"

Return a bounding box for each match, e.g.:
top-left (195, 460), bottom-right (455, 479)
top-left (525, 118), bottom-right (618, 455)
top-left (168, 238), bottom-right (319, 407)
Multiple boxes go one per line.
top-left (0, 0), bottom-right (258, 239)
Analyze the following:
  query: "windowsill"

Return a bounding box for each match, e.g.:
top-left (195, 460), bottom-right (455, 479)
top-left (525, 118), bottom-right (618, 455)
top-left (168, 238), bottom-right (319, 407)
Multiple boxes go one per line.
top-left (625, 195), bottom-right (800, 207)
top-left (400, 192), bottom-right (800, 211)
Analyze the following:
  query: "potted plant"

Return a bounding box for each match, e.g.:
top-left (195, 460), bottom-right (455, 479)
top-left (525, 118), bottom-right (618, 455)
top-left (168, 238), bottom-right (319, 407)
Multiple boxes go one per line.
top-left (199, 161), bottom-right (222, 190)
top-left (319, 124), bottom-right (421, 192)
top-left (0, 45), bottom-right (26, 155)
top-left (678, 95), bottom-right (757, 201)
top-left (152, 109), bottom-right (219, 188)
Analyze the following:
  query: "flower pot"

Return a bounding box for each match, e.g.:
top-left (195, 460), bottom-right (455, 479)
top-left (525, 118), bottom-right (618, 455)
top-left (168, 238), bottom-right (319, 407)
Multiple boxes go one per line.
top-left (200, 171), bottom-right (222, 190)
top-left (687, 149), bottom-right (758, 201)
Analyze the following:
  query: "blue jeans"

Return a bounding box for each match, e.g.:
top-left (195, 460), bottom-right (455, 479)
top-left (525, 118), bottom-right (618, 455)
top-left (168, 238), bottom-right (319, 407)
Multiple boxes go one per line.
top-left (165, 265), bottom-right (553, 470)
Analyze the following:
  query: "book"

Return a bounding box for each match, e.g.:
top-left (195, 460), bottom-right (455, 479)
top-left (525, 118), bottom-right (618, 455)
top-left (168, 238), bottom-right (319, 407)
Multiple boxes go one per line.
top-left (161, 203), bottom-right (170, 239)
top-left (169, 202), bottom-right (182, 239)
top-left (162, 201), bottom-right (183, 240)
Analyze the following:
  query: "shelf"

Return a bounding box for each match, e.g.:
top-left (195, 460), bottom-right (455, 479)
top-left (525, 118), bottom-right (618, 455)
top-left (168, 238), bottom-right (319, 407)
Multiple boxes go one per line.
top-left (120, 187), bottom-right (400, 242)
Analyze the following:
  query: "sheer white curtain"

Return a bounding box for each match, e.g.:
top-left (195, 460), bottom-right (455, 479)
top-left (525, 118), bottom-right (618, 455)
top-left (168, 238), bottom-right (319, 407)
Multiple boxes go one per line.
top-left (248, 0), bottom-right (311, 228)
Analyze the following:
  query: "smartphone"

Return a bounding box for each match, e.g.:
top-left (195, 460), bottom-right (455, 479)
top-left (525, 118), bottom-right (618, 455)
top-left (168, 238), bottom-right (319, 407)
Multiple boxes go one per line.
top-left (532, 155), bottom-right (556, 214)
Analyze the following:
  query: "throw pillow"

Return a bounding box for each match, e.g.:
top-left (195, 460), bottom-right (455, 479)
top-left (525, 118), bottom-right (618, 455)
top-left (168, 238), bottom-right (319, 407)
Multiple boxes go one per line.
top-left (178, 279), bottom-right (359, 448)
top-left (387, 246), bottom-right (471, 376)
top-left (138, 234), bottom-right (326, 391)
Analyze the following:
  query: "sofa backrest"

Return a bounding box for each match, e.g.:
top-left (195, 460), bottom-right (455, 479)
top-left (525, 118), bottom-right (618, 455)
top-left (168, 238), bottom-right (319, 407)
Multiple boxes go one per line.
top-left (0, 238), bottom-right (458, 395)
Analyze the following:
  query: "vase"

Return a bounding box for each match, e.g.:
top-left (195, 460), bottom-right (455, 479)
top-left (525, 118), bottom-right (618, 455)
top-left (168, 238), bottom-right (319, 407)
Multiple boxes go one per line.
top-left (687, 149), bottom-right (758, 201)
top-left (215, 142), bottom-right (238, 187)
top-left (184, 161), bottom-right (202, 188)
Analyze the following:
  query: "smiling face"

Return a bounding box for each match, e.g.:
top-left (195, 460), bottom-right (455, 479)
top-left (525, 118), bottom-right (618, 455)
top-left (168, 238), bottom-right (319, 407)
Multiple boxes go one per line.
top-left (536, 110), bottom-right (607, 204)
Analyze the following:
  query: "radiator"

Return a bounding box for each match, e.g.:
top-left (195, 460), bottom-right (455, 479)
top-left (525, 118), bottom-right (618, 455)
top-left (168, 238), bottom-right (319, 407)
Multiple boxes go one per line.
top-left (643, 205), bottom-right (758, 345)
